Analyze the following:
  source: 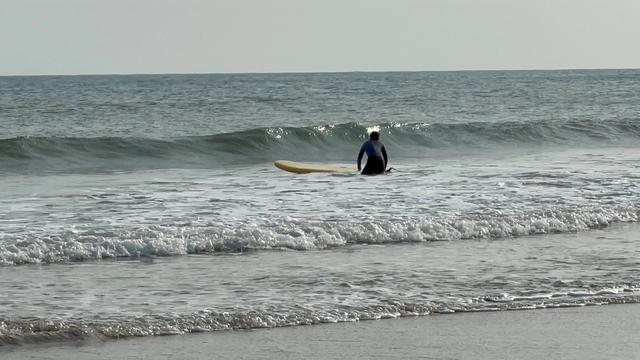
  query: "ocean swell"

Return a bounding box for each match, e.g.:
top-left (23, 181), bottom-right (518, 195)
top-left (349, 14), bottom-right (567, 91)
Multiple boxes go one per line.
top-left (1, 118), bottom-right (639, 172)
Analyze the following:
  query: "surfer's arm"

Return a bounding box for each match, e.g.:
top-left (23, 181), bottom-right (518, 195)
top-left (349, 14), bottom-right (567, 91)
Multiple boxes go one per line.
top-left (357, 145), bottom-right (365, 171)
top-left (381, 145), bottom-right (388, 168)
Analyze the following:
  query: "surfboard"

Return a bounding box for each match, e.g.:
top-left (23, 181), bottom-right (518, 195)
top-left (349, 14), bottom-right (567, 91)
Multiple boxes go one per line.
top-left (274, 160), bottom-right (355, 174)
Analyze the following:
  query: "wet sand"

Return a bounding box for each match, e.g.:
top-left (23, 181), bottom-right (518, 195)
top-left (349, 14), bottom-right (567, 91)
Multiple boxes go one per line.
top-left (4, 304), bottom-right (639, 360)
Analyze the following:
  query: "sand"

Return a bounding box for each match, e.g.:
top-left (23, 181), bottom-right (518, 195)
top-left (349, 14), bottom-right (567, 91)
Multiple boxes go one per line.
top-left (3, 304), bottom-right (639, 360)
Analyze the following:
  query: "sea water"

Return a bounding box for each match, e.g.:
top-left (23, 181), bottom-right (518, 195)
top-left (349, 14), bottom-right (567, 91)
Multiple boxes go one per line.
top-left (1, 70), bottom-right (639, 344)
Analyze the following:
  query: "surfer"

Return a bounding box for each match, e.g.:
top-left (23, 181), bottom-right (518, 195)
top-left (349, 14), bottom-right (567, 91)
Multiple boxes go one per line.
top-left (357, 131), bottom-right (388, 175)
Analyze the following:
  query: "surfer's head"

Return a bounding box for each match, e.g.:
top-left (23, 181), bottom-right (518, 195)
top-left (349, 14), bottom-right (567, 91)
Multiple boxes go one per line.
top-left (369, 131), bottom-right (380, 140)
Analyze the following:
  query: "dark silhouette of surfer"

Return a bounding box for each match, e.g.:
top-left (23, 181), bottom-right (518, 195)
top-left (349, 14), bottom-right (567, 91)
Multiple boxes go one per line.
top-left (357, 131), bottom-right (388, 175)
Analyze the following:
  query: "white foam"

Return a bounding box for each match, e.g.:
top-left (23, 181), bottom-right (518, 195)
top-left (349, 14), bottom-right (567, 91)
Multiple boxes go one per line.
top-left (1, 206), bottom-right (639, 265)
top-left (366, 125), bottom-right (380, 134)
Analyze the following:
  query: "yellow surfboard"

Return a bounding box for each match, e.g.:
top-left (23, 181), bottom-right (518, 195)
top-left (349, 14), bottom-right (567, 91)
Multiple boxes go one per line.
top-left (274, 160), bottom-right (355, 174)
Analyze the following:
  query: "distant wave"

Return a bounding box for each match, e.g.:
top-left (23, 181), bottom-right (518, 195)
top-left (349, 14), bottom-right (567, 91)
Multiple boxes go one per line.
top-left (1, 118), bottom-right (639, 172)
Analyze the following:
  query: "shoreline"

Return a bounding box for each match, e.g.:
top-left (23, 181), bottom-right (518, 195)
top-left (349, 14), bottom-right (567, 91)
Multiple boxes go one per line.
top-left (4, 303), bottom-right (639, 360)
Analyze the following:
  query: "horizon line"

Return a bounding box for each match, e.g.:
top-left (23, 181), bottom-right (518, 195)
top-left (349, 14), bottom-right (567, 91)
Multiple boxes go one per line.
top-left (1, 66), bottom-right (639, 78)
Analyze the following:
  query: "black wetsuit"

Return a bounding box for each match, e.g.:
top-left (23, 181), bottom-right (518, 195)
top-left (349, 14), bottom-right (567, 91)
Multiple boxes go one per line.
top-left (357, 140), bottom-right (388, 175)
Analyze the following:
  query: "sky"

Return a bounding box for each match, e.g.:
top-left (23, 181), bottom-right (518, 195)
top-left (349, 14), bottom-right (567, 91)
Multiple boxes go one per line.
top-left (1, 0), bottom-right (639, 76)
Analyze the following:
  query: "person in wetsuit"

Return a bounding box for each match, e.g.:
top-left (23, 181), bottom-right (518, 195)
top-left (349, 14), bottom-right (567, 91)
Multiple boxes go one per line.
top-left (357, 131), bottom-right (388, 175)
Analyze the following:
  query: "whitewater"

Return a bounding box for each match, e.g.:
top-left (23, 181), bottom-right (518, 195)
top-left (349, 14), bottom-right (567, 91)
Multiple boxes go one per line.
top-left (1, 70), bottom-right (640, 345)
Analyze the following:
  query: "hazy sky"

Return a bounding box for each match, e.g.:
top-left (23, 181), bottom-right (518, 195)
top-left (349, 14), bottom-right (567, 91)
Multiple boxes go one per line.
top-left (1, 0), bottom-right (639, 75)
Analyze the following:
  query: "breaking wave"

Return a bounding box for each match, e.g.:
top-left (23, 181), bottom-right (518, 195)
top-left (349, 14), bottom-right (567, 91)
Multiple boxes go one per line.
top-left (2, 205), bottom-right (638, 266)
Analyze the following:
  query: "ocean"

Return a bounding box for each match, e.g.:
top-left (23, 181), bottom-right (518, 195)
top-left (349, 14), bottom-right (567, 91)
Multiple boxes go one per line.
top-left (1, 70), bottom-right (639, 346)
